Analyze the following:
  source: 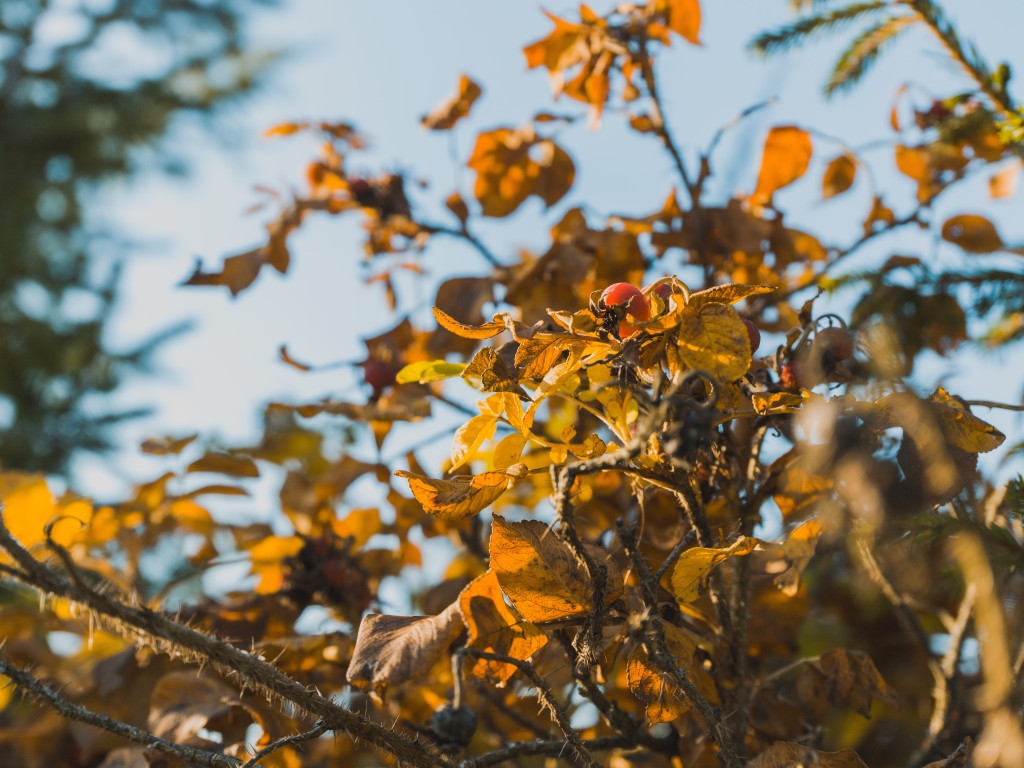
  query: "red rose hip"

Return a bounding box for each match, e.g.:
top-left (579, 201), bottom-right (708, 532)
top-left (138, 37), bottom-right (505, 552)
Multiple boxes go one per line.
top-left (600, 283), bottom-right (650, 337)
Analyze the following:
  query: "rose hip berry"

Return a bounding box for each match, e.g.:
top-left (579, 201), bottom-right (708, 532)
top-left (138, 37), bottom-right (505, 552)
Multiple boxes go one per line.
top-left (814, 327), bottom-right (854, 364)
top-left (600, 283), bottom-right (650, 338)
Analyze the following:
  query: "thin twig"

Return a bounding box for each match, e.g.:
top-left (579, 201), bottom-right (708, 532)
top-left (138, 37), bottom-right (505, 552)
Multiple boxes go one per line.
top-left (240, 721), bottom-right (329, 768)
top-left (0, 655), bottom-right (242, 768)
top-left (458, 649), bottom-right (599, 768)
top-left (424, 222), bottom-right (503, 268)
top-left (459, 735), bottom-right (643, 768)
top-left (653, 529), bottom-right (698, 586)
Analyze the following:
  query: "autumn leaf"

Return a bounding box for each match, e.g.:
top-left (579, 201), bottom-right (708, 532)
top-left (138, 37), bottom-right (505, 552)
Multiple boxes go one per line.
top-left (458, 571), bottom-right (547, 685)
top-left (395, 360), bottom-right (467, 384)
top-left (822, 153), bottom-right (857, 199)
top-left (654, 0), bottom-right (701, 45)
top-left (752, 390), bottom-right (804, 416)
top-left (148, 671), bottom-right (239, 744)
top-left (394, 469), bottom-right (514, 520)
top-left (421, 74), bottom-right (482, 131)
top-left (468, 127), bottom-right (575, 217)
top-left (248, 535), bottom-right (304, 593)
top-left (450, 414), bottom-right (499, 472)
top-left (753, 126), bottom-right (813, 206)
top-left (941, 214), bottom-right (1006, 254)
top-left (686, 283), bottom-right (776, 309)
top-left (346, 603), bottom-right (464, 693)
top-left (988, 160), bottom-right (1021, 199)
top-left (183, 249), bottom-right (266, 296)
top-left (675, 302), bottom-right (752, 382)
top-left (816, 647), bottom-right (899, 716)
top-left (671, 536), bottom-right (758, 603)
top-left (490, 515), bottom-right (622, 623)
top-left (771, 450), bottom-right (834, 519)
top-left (188, 451), bottom-right (259, 478)
top-left (432, 306), bottom-right (507, 339)
top-left (748, 743), bottom-right (869, 768)
top-left (626, 620), bottom-right (699, 723)
top-left (140, 434), bottom-right (198, 456)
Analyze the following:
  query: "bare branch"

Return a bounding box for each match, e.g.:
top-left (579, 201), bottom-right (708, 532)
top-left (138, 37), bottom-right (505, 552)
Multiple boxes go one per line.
top-left (239, 721), bottom-right (329, 768)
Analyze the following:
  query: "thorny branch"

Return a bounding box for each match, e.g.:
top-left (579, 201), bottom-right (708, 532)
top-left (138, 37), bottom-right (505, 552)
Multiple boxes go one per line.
top-left (458, 649), bottom-right (599, 768)
top-left (0, 656), bottom-right (243, 768)
top-left (0, 513), bottom-right (445, 768)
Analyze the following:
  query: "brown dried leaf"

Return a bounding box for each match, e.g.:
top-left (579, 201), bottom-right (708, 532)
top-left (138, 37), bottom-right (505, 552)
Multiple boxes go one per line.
top-left (941, 214), bottom-right (1005, 254)
top-left (748, 742), bottom-right (869, 768)
top-left (421, 74), bottom-right (482, 131)
top-left (819, 647), bottom-right (899, 717)
top-left (346, 603), bottom-right (464, 693)
top-left (822, 153), bottom-right (857, 199)
top-left (626, 620), bottom-right (699, 723)
top-left (187, 452), bottom-right (259, 478)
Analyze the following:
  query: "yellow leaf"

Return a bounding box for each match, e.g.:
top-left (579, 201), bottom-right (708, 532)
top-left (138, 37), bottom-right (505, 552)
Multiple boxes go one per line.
top-left (822, 154), bottom-right (857, 199)
top-left (490, 515), bottom-right (622, 623)
top-left (927, 388), bottom-right (1006, 454)
top-left (753, 126), bottom-right (812, 205)
top-left (394, 470), bottom-right (513, 520)
top-left (671, 537), bottom-right (758, 603)
top-left (433, 306), bottom-right (507, 339)
top-left (941, 214), bottom-right (1005, 254)
top-left (421, 74), bottom-right (482, 131)
top-left (626, 620), bottom-right (699, 723)
top-left (458, 571), bottom-right (548, 685)
top-left (331, 508), bottom-right (382, 550)
top-left (676, 302), bottom-right (751, 382)
top-left (451, 414), bottom-right (499, 472)
top-left (248, 535), bottom-right (304, 594)
top-left (686, 283), bottom-right (775, 309)
top-left (395, 360), bottom-right (467, 384)
top-left (771, 450), bottom-right (833, 519)
top-left (751, 390), bottom-right (804, 416)
top-left (493, 433), bottom-right (528, 470)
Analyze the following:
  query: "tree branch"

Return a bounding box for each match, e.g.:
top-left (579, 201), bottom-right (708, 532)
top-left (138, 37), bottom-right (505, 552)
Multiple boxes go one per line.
top-left (0, 655), bottom-right (242, 768)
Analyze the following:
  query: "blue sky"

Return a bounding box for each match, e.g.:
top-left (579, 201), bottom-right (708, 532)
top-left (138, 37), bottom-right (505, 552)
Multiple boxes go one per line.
top-left (72, 0), bottom-right (1024, 496)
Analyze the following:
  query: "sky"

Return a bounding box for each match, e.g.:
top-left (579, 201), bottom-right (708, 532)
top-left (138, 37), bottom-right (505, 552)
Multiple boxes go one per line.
top-left (70, 0), bottom-right (1024, 499)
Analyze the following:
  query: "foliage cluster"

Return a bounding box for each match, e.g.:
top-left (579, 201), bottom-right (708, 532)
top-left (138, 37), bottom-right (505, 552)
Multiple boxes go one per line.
top-left (1, 1), bottom-right (1023, 767)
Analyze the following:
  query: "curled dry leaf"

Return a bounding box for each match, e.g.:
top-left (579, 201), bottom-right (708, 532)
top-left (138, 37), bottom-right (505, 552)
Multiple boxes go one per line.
top-left (490, 515), bottom-right (623, 624)
top-left (458, 570), bottom-right (547, 686)
top-left (347, 602), bottom-right (464, 694)
top-left (748, 742), bottom-right (869, 768)
top-left (394, 469), bottom-right (514, 520)
top-left (421, 74), bottom-right (482, 131)
top-left (822, 153), bottom-right (857, 199)
top-left (626, 619), bottom-right (699, 723)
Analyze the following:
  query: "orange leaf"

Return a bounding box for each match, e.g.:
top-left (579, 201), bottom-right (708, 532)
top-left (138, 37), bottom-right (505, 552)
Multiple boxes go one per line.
top-left (662, 0), bottom-right (701, 44)
top-left (432, 306), bottom-right (507, 339)
top-left (458, 571), bottom-right (548, 685)
top-left (626, 620), bottom-right (699, 722)
top-left (941, 214), bottom-right (1005, 254)
top-left (490, 515), bottom-right (622, 624)
top-left (394, 470), bottom-right (513, 520)
top-left (822, 154), bottom-right (857, 199)
top-left (753, 126), bottom-right (812, 206)
top-left (421, 74), bottom-right (483, 131)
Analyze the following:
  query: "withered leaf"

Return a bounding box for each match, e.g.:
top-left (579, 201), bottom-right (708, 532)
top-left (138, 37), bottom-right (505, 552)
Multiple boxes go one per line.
top-left (468, 127), bottom-right (575, 217)
top-left (187, 451), bottom-right (259, 478)
top-left (822, 153), bottom-right (857, 199)
top-left (346, 603), bottom-right (464, 693)
top-left (626, 620), bottom-right (699, 723)
top-left (490, 516), bottom-right (622, 624)
top-left (394, 469), bottom-right (513, 520)
top-left (686, 283), bottom-right (775, 309)
top-left (941, 214), bottom-right (1005, 254)
top-left (748, 743), bottom-right (869, 768)
top-left (148, 671), bottom-right (241, 744)
top-left (818, 647), bottom-right (899, 717)
top-left (421, 74), bottom-right (482, 131)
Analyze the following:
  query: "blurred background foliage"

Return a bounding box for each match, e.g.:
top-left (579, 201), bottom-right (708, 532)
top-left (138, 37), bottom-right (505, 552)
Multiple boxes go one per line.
top-left (0, 0), bottom-right (273, 473)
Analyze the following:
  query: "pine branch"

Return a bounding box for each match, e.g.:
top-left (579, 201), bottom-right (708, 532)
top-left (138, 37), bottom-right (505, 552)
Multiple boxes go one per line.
top-left (826, 13), bottom-right (916, 95)
top-left (750, 2), bottom-right (890, 56)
